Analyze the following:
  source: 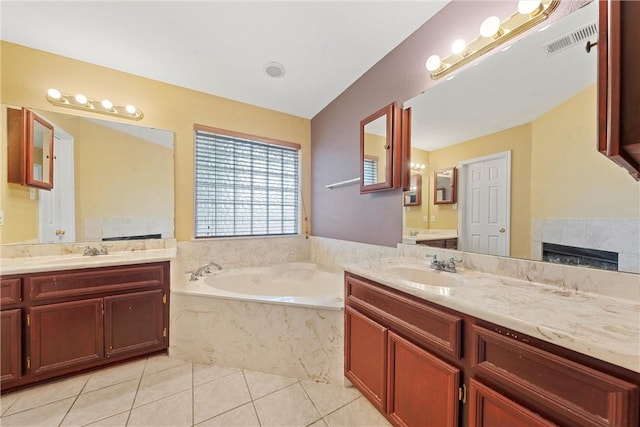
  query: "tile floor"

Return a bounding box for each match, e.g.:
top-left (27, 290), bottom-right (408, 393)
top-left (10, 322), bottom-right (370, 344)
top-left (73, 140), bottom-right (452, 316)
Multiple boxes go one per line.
top-left (0, 354), bottom-right (391, 427)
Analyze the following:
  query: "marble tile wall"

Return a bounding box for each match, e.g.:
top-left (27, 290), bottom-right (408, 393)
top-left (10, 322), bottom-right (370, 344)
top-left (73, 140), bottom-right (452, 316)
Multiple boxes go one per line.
top-left (310, 236), bottom-right (397, 268)
top-left (399, 243), bottom-right (640, 302)
top-left (531, 218), bottom-right (640, 274)
top-left (169, 293), bottom-right (345, 385)
top-left (84, 217), bottom-right (174, 242)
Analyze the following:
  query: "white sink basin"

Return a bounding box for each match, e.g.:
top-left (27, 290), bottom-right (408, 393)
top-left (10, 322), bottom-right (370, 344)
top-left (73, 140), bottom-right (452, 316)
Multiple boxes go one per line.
top-left (378, 264), bottom-right (465, 288)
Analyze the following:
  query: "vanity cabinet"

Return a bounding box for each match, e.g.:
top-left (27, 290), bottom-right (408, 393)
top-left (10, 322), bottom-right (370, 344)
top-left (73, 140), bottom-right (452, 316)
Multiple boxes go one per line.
top-left (0, 261), bottom-right (170, 393)
top-left (7, 107), bottom-right (55, 190)
top-left (345, 273), bottom-right (462, 426)
top-left (417, 237), bottom-right (458, 249)
top-left (344, 272), bottom-right (640, 427)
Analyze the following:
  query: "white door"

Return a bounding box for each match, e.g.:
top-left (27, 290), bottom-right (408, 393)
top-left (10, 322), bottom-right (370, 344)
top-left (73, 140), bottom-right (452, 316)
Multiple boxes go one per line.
top-left (458, 151), bottom-right (510, 256)
top-left (39, 128), bottom-right (75, 243)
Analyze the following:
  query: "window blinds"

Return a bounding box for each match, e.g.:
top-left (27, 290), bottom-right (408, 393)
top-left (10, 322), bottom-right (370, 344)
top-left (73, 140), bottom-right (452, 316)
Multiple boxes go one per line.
top-left (363, 158), bottom-right (378, 186)
top-left (195, 130), bottom-right (299, 238)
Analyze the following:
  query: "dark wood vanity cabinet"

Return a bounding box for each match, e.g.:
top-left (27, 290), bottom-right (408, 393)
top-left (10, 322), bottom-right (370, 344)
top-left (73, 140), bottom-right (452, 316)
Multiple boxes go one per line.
top-left (0, 262), bottom-right (170, 393)
top-left (344, 272), bottom-right (639, 427)
top-left (417, 238), bottom-right (458, 249)
top-left (598, 0), bottom-right (640, 179)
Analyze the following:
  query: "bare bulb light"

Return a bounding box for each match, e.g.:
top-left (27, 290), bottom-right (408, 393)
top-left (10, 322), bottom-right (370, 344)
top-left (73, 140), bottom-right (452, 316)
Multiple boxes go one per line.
top-left (125, 104), bottom-right (137, 115)
top-left (425, 55), bottom-right (442, 72)
top-left (101, 99), bottom-right (113, 110)
top-left (451, 39), bottom-right (467, 55)
top-left (75, 94), bottom-right (88, 105)
top-left (480, 16), bottom-right (502, 38)
top-left (47, 88), bottom-right (62, 100)
top-left (517, 0), bottom-right (542, 16)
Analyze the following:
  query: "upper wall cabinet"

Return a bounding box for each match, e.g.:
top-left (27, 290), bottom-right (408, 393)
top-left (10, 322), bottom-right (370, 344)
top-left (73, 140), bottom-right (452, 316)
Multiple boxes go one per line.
top-left (7, 107), bottom-right (55, 190)
top-left (598, 0), bottom-right (640, 180)
top-left (360, 102), bottom-right (408, 194)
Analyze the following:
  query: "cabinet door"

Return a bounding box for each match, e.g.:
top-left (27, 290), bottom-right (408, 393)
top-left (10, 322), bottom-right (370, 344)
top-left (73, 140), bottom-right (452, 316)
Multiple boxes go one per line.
top-left (345, 306), bottom-right (387, 412)
top-left (1, 309), bottom-right (22, 385)
top-left (30, 299), bottom-right (103, 375)
top-left (387, 331), bottom-right (460, 427)
top-left (468, 379), bottom-right (556, 427)
top-left (104, 289), bottom-right (165, 358)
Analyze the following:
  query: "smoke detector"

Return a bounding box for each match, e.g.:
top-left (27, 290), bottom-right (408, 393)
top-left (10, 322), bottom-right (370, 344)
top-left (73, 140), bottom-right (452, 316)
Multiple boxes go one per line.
top-left (264, 61), bottom-right (285, 78)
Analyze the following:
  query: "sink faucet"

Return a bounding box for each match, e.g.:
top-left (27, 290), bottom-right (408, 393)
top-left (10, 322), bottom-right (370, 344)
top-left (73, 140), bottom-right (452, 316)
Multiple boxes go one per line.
top-left (427, 255), bottom-right (461, 273)
top-left (189, 261), bottom-right (223, 281)
top-left (409, 230), bottom-right (419, 237)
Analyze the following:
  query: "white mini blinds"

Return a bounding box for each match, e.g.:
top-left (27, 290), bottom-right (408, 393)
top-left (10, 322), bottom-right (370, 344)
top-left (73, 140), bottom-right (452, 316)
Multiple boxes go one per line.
top-left (194, 126), bottom-right (300, 238)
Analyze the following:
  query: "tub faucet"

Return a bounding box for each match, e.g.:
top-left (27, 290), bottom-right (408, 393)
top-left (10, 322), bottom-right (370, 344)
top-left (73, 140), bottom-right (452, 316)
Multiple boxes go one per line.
top-left (189, 261), bottom-right (223, 281)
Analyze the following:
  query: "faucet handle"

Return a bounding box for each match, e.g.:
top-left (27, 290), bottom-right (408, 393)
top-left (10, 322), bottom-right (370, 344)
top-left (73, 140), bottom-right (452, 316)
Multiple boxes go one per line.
top-left (449, 257), bottom-right (462, 263)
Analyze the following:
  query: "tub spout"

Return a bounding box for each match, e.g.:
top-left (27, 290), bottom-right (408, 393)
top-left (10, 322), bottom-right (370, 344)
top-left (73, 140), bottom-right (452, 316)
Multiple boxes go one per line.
top-left (189, 262), bottom-right (223, 281)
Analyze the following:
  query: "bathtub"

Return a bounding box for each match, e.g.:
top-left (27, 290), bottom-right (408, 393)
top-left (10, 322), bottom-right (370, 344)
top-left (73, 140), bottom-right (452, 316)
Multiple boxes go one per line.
top-left (170, 262), bottom-right (346, 384)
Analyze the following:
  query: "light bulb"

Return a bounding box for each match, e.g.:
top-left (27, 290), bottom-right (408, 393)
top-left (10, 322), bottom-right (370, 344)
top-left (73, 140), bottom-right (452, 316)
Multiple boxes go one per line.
top-left (518, 0), bottom-right (542, 15)
top-left (480, 16), bottom-right (502, 38)
top-left (451, 39), bottom-right (466, 55)
top-left (101, 99), bottom-right (113, 110)
top-left (125, 104), bottom-right (137, 115)
top-left (425, 55), bottom-right (441, 72)
top-left (47, 88), bottom-right (62, 100)
top-left (75, 94), bottom-right (88, 105)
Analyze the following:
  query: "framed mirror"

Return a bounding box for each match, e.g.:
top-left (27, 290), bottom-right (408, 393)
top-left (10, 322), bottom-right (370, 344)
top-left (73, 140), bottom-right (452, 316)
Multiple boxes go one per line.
top-left (1, 106), bottom-right (175, 245)
top-left (404, 174), bottom-right (422, 206)
top-left (433, 167), bottom-right (456, 205)
top-left (402, 1), bottom-right (639, 274)
top-left (360, 102), bottom-right (400, 193)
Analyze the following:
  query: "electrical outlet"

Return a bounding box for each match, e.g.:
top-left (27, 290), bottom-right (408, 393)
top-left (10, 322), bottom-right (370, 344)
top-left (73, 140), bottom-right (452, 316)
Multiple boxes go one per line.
top-left (423, 216), bottom-right (428, 223)
top-left (431, 215), bottom-right (436, 223)
top-left (30, 188), bottom-right (36, 200)
top-left (0, 210), bottom-right (4, 226)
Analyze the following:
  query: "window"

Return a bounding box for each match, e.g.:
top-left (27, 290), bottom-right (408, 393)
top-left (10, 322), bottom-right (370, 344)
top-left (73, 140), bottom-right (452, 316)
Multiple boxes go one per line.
top-left (194, 126), bottom-right (300, 238)
top-left (363, 156), bottom-right (378, 185)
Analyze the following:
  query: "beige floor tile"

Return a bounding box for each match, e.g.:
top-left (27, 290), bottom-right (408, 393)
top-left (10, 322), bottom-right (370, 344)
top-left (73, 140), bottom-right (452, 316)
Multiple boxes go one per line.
top-left (134, 363), bottom-right (192, 407)
top-left (0, 392), bottom-right (20, 415)
top-left (0, 396), bottom-right (75, 427)
top-left (128, 388), bottom-right (192, 427)
top-left (243, 369), bottom-right (298, 400)
top-left (60, 379), bottom-right (138, 426)
top-left (301, 380), bottom-right (362, 416)
top-left (83, 411), bottom-right (129, 427)
top-left (324, 397), bottom-right (391, 427)
top-left (193, 371), bottom-right (252, 425)
top-left (195, 402), bottom-right (260, 427)
top-left (83, 358), bottom-right (147, 393)
top-left (193, 362), bottom-right (239, 386)
top-left (254, 383), bottom-right (321, 427)
top-left (308, 419), bottom-right (329, 427)
top-left (4, 374), bottom-right (89, 416)
top-left (143, 354), bottom-right (189, 376)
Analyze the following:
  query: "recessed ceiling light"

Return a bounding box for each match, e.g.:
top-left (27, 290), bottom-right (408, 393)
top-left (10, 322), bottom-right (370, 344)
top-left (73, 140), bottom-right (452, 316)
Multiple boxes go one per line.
top-left (264, 61), bottom-right (285, 78)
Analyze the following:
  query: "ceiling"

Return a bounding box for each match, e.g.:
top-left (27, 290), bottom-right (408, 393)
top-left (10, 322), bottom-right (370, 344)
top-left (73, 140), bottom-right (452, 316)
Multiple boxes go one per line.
top-left (0, 0), bottom-right (449, 119)
top-left (406, 1), bottom-right (598, 151)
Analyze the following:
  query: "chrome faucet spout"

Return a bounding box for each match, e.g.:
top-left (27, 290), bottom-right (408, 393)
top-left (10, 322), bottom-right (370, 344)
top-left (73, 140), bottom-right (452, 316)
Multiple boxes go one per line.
top-left (189, 261), bottom-right (223, 281)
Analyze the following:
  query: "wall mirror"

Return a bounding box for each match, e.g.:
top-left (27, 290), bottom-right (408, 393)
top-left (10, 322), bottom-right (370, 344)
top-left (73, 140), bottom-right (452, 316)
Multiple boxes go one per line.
top-left (433, 167), bottom-right (455, 204)
top-left (1, 106), bottom-right (175, 245)
top-left (360, 102), bottom-right (399, 193)
top-left (404, 174), bottom-right (422, 206)
top-left (402, 1), bottom-right (640, 274)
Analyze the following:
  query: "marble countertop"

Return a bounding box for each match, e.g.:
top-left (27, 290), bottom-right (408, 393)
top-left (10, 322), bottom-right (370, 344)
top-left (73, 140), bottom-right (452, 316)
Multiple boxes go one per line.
top-left (403, 230), bottom-right (458, 244)
top-left (342, 257), bottom-right (640, 373)
top-left (0, 248), bottom-right (177, 275)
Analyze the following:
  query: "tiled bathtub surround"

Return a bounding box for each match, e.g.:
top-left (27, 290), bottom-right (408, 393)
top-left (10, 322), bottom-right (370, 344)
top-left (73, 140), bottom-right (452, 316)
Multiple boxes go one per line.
top-left (310, 236), bottom-right (397, 266)
top-left (531, 218), bottom-right (640, 273)
top-left (0, 238), bottom-right (176, 259)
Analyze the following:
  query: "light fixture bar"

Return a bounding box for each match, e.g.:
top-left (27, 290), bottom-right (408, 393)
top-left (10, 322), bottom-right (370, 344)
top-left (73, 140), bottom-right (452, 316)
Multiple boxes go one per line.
top-left (427, 0), bottom-right (560, 80)
top-left (45, 89), bottom-right (144, 121)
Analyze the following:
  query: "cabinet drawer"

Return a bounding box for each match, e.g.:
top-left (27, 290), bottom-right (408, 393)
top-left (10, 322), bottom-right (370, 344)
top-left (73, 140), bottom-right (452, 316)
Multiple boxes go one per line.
top-left (472, 325), bottom-right (639, 427)
top-left (1, 278), bottom-right (22, 306)
top-left (346, 274), bottom-right (462, 359)
top-left (29, 263), bottom-right (166, 303)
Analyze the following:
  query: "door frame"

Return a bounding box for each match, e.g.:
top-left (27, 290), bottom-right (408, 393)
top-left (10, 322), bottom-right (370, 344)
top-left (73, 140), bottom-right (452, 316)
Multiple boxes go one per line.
top-left (457, 150), bottom-right (511, 256)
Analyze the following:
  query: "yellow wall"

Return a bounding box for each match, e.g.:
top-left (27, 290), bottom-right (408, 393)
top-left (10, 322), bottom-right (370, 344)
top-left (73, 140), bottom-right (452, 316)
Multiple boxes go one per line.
top-left (363, 132), bottom-right (388, 180)
top-left (530, 84), bottom-right (639, 219)
top-left (428, 123), bottom-right (532, 259)
top-left (403, 147), bottom-right (430, 229)
top-left (0, 41), bottom-right (311, 242)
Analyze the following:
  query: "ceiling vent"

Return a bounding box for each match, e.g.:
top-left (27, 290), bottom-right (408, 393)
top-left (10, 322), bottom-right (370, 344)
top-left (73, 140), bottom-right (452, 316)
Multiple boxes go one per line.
top-left (543, 22), bottom-right (598, 56)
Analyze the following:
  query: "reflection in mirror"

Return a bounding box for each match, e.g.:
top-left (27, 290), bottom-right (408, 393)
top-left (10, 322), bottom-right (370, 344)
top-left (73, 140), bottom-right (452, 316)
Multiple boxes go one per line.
top-left (402, 1), bottom-right (640, 274)
top-left (404, 174), bottom-right (422, 206)
top-left (434, 167), bottom-right (455, 204)
top-left (361, 103), bottom-right (395, 193)
top-left (1, 106), bottom-right (175, 245)
top-left (32, 116), bottom-right (53, 184)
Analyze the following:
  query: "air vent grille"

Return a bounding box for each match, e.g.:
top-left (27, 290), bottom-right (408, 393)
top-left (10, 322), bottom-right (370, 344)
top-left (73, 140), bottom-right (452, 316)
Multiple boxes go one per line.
top-left (543, 22), bottom-right (598, 56)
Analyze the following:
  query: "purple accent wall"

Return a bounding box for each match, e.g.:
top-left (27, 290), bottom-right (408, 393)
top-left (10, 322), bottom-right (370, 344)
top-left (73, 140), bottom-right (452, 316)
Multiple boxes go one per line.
top-left (310, 0), bottom-right (587, 247)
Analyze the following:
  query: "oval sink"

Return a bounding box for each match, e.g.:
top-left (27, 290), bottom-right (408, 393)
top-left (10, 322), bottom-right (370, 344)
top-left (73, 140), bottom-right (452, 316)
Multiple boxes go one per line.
top-left (378, 265), bottom-right (465, 288)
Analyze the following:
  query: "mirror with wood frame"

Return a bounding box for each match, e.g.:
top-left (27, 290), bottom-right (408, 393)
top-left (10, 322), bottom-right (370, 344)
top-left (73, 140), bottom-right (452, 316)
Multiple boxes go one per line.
top-left (360, 102), bottom-right (401, 193)
top-left (433, 167), bottom-right (456, 205)
top-left (404, 174), bottom-right (422, 206)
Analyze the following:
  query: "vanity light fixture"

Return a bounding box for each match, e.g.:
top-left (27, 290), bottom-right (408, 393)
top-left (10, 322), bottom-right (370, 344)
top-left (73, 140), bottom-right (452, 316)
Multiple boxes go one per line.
top-left (410, 162), bottom-right (427, 171)
top-left (425, 0), bottom-right (559, 79)
top-left (45, 88), bottom-right (144, 121)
